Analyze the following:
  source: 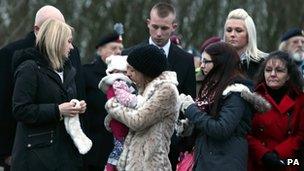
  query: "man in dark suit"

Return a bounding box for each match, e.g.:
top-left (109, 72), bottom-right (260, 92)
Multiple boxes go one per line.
top-left (82, 32), bottom-right (123, 171)
top-left (123, 2), bottom-right (196, 98)
top-left (0, 5), bottom-right (85, 171)
top-left (123, 2), bottom-right (196, 170)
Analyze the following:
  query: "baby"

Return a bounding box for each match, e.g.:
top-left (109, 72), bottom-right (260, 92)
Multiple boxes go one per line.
top-left (98, 55), bottom-right (142, 171)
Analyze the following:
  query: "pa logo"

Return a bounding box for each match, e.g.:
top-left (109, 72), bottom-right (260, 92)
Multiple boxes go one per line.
top-left (286, 159), bottom-right (300, 166)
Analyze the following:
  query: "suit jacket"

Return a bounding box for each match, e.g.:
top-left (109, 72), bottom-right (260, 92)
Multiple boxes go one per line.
top-left (0, 31), bottom-right (86, 162)
top-left (123, 40), bottom-right (196, 98)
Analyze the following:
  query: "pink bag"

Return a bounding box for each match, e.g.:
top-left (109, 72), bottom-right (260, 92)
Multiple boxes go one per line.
top-left (176, 150), bottom-right (195, 171)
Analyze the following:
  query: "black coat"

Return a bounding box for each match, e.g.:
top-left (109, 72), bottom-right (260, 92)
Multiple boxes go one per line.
top-left (184, 79), bottom-right (253, 171)
top-left (11, 48), bottom-right (82, 171)
top-left (82, 56), bottom-right (113, 168)
top-left (0, 32), bottom-right (35, 161)
top-left (0, 31), bottom-right (86, 163)
top-left (241, 58), bottom-right (264, 79)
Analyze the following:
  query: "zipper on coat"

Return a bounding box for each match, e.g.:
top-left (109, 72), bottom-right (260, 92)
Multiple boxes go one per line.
top-left (28, 130), bottom-right (54, 137)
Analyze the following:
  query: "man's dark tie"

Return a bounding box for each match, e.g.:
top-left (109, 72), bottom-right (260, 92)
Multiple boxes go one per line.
top-left (159, 48), bottom-right (172, 70)
top-left (159, 48), bottom-right (165, 56)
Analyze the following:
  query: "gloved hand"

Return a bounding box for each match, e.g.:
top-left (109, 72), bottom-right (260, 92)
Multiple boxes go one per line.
top-left (113, 80), bottom-right (137, 108)
top-left (179, 94), bottom-right (195, 113)
top-left (262, 152), bottom-right (285, 169)
top-left (175, 118), bottom-right (194, 137)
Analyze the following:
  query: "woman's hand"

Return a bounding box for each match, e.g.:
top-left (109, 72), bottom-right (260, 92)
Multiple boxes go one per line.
top-left (59, 99), bottom-right (87, 117)
top-left (59, 101), bottom-right (80, 117)
top-left (105, 98), bottom-right (120, 113)
top-left (179, 94), bottom-right (195, 113)
top-left (78, 100), bottom-right (87, 114)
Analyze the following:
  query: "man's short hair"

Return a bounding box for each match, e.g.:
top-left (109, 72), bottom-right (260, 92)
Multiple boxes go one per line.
top-left (151, 2), bottom-right (175, 18)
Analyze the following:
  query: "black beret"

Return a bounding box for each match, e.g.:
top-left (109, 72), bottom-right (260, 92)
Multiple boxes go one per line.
top-left (95, 32), bottom-right (122, 49)
top-left (281, 28), bottom-right (304, 42)
top-left (127, 45), bottom-right (168, 79)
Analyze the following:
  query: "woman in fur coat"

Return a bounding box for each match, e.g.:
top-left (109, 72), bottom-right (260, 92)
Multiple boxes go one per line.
top-left (179, 42), bottom-right (270, 171)
top-left (105, 45), bottom-right (179, 171)
top-left (98, 55), bottom-right (143, 171)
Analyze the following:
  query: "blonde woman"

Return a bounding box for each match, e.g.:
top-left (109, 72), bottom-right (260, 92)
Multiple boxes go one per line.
top-left (224, 8), bottom-right (268, 79)
top-left (11, 19), bottom-right (86, 171)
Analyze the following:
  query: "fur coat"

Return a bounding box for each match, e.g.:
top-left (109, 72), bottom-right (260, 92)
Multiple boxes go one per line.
top-left (105, 71), bottom-right (179, 171)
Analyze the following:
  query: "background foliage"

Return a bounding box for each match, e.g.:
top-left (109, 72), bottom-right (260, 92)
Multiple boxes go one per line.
top-left (1, 0), bottom-right (304, 63)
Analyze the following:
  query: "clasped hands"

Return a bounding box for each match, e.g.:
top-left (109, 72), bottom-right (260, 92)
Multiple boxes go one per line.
top-left (179, 93), bottom-right (195, 113)
top-left (59, 99), bottom-right (87, 117)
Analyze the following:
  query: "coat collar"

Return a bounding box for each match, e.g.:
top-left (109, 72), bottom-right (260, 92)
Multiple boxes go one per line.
top-left (25, 31), bottom-right (36, 46)
top-left (143, 39), bottom-right (179, 70)
top-left (255, 83), bottom-right (301, 114)
top-left (92, 55), bottom-right (107, 74)
top-left (222, 82), bottom-right (271, 113)
top-left (13, 47), bottom-right (76, 91)
top-left (140, 71), bottom-right (178, 98)
top-left (148, 37), bottom-right (171, 57)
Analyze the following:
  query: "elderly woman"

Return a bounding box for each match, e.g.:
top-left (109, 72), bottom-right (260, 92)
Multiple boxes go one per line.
top-left (105, 45), bottom-right (179, 171)
top-left (179, 42), bottom-right (270, 171)
top-left (247, 51), bottom-right (304, 171)
top-left (224, 8), bottom-right (268, 79)
top-left (11, 19), bottom-right (87, 171)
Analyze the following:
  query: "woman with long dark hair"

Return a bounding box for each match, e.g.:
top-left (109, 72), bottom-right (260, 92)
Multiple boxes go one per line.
top-left (179, 42), bottom-right (269, 170)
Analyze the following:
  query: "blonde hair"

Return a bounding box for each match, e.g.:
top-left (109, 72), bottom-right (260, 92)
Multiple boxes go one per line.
top-left (224, 8), bottom-right (267, 62)
top-left (36, 19), bottom-right (73, 70)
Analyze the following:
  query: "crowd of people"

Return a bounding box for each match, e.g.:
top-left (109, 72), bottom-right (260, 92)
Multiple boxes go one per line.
top-left (0, 2), bottom-right (304, 171)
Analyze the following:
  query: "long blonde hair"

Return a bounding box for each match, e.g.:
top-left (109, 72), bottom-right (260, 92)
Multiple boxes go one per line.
top-left (36, 18), bottom-right (73, 70)
top-left (224, 8), bottom-right (267, 62)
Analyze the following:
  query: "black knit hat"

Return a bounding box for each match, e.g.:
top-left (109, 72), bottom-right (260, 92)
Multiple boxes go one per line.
top-left (127, 45), bottom-right (168, 78)
top-left (281, 28), bottom-right (304, 42)
top-left (95, 32), bottom-right (122, 49)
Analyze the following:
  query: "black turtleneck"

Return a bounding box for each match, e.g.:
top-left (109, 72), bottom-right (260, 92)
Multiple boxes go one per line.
top-left (266, 85), bottom-right (288, 104)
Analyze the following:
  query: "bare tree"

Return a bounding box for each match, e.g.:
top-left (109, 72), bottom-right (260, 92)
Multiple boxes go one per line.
top-left (1, 0), bottom-right (304, 63)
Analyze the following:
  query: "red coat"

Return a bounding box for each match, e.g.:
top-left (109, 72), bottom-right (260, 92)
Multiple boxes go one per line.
top-left (247, 83), bottom-right (304, 171)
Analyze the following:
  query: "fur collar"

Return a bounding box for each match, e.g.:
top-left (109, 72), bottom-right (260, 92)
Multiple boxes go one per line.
top-left (176, 83), bottom-right (271, 137)
top-left (223, 83), bottom-right (271, 113)
top-left (140, 71), bottom-right (178, 98)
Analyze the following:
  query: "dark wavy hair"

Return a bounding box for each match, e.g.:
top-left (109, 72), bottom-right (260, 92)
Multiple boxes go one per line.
top-left (199, 42), bottom-right (246, 116)
top-left (254, 51), bottom-right (304, 91)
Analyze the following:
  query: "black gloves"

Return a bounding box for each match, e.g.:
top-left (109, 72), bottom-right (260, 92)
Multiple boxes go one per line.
top-left (262, 152), bottom-right (285, 169)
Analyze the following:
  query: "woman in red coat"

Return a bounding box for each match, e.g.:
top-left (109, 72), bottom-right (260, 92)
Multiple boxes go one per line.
top-left (247, 51), bottom-right (304, 171)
